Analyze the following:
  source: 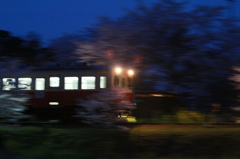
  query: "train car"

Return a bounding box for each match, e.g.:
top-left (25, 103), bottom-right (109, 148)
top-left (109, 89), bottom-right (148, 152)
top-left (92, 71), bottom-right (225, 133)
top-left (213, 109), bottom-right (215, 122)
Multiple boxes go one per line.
top-left (132, 91), bottom-right (179, 119)
top-left (1, 63), bottom-right (135, 120)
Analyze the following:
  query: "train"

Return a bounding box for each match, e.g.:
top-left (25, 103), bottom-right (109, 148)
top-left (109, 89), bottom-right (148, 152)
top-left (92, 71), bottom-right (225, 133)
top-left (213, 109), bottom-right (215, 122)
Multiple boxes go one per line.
top-left (2, 63), bottom-right (135, 121)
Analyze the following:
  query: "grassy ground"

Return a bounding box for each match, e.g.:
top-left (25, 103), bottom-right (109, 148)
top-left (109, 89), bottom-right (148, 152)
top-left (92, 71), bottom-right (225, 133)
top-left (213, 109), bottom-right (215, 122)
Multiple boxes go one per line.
top-left (0, 126), bottom-right (131, 159)
top-left (1, 124), bottom-right (240, 159)
top-left (130, 124), bottom-right (240, 159)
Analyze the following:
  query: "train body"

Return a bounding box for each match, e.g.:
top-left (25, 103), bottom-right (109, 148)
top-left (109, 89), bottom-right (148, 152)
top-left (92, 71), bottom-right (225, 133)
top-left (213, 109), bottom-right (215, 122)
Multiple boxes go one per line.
top-left (2, 64), bottom-right (134, 120)
top-left (132, 92), bottom-right (179, 119)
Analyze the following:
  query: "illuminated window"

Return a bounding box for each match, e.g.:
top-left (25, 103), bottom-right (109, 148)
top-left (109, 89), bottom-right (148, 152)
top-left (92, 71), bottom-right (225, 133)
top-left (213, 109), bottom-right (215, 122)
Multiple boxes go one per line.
top-left (64, 77), bottom-right (78, 90)
top-left (36, 78), bottom-right (45, 90)
top-left (18, 78), bottom-right (32, 90)
top-left (100, 76), bottom-right (107, 89)
top-left (50, 77), bottom-right (60, 87)
top-left (81, 76), bottom-right (95, 89)
top-left (3, 78), bottom-right (16, 90)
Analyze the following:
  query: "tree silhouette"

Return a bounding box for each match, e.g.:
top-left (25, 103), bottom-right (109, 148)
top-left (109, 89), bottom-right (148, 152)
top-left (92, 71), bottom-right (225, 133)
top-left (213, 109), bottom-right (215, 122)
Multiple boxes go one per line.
top-left (74, 0), bottom-right (240, 111)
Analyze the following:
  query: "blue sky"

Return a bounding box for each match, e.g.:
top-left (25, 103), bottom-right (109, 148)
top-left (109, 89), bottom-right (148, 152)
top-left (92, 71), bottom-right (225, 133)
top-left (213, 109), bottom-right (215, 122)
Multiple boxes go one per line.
top-left (0, 0), bottom-right (239, 45)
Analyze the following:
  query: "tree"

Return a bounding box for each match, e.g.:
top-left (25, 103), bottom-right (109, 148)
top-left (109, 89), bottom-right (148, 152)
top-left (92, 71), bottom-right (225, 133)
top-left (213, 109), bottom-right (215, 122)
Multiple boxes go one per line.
top-left (0, 58), bottom-right (30, 120)
top-left (0, 30), bottom-right (24, 57)
top-left (20, 32), bottom-right (55, 66)
top-left (0, 30), bottom-right (54, 66)
top-left (48, 33), bottom-right (86, 65)
top-left (0, 94), bottom-right (29, 120)
top-left (74, 90), bottom-right (135, 127)
top-left (74, 0), bottom-right (240, 112)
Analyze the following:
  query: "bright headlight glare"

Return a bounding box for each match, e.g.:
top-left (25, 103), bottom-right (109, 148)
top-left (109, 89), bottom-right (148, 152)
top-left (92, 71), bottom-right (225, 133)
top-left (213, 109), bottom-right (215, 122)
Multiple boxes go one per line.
top-left (115, 67), bottom-right (122, 74)
top-left (128, 70), bottom-right (134, 75)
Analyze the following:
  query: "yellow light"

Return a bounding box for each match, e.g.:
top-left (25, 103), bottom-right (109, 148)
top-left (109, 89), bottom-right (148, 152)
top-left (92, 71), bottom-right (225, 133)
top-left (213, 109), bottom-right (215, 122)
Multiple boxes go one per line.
top-left (151, 94), bottom-right (163, 97)
top-left (128, 70), bottom-right (134, 76)
top-left (115, 67), bottom-right (122, 74)
top-left (127, 116), bottom-right (137, 123)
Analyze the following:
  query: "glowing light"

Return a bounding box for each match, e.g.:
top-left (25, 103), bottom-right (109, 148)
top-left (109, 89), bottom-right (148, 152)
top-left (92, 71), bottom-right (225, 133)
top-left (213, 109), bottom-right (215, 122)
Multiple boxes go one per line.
top-left (127, 116), bottom-right (137, 123)
top-left (128, 70), bottom-right (134, 76)
top-left (115, 67), bottom-right (122, 74)
top-left (151, 94), bottom-right (163, 97)
top-left (49, 102), bottom-right (59, 105)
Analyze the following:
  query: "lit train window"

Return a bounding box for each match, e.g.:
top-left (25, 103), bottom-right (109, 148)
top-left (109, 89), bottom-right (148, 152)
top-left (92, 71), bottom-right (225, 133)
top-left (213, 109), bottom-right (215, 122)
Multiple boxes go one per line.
top-left (64, 77), bottom-right (78, 90)
top-left (36, 78), bottom-right (45, 90)
top-left (18, 78), bottom-right (32, 90)
top-left (81, 76), bottom-right (96, 90)
top-left (100, 76), bottom-right (107, 89)
top-left (50, 77), bottom-right (60, 87)
top-left (3, 78), bottom-right (16, 90)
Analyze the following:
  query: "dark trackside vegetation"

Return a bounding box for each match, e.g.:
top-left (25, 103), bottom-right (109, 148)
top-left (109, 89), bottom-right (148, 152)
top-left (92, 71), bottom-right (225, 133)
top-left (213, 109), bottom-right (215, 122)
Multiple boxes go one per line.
top-left (0, 125), bottom-right (240, 159)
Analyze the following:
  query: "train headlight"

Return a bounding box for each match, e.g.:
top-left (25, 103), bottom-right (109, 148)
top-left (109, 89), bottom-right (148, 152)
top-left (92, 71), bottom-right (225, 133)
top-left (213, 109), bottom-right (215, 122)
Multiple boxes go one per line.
top-left (128, 70), bottom-right (134, 76)
top-left (115, 67), bottom-right (122, 74)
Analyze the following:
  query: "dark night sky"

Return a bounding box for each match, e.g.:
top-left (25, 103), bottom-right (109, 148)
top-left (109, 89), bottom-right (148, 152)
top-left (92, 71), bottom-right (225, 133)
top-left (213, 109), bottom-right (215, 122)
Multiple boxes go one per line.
top-left (0, 0), bottom-right (239, 45)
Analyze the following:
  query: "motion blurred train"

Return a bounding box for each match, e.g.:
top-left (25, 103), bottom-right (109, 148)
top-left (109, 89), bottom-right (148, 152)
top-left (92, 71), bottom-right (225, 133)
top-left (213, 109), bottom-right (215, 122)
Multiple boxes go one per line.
top-left (2, 63), bottom-right (135, 120)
